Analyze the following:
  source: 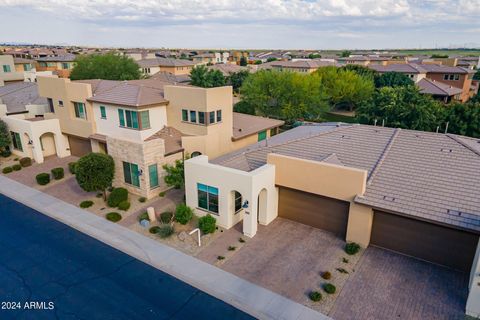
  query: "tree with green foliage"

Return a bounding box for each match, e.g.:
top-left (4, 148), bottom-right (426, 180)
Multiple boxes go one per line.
top-left (341, 64), bottom-right (377, 80)
top-left (228, 70), bottom-right (250, 93)
top-left (430, 54), bottom-right (449, 59)
top-left (75, 153), bottom-right (115, 200)
top-left (233, 100), bottom-right (255, 115)
top-left (190, 65), bottom-right (226, 88)
top-left (70, 53), bottom-right (141, 80)
top-left (240, 70), bottom-right (328, 122)
top-left (315, 67), bottom-right (375, 111)
top-left (266, 57), bottom-right (277, 62)
top-left (340, 50), bottom-right (352, 57)
top-left (473, 69), bottom-right (480, 81)
top-left (356, 85), bottom-right (443, 132)
top-left (254, 60), bottom-right (262, 65)
top-left (443, 101), bottom-right (480, 138)
top-left (239, 56), bottom-right (248, 66)
top-left (374, 72), bottom-right (414, 88)
top-left (0, 119), bottom-right (11, 152)
top-left (163, 159), bottom-right (185, 189)
top-left (308, 53), bottom-right (321, 59)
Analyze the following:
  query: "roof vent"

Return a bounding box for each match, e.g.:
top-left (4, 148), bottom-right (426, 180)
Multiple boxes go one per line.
top-left (415, 134), bottom-right (421, 138)
top-left (383, 196), bottom-right (395, 202)
top-left (440, 148), bottom-right (452, 153)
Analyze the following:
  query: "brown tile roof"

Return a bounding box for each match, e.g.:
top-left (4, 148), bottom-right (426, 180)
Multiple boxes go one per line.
top-left (145, 126), bottom-right (185, 155)
top-left (0, 82), bottom-right (47, 113)
top-left (369, 64), bottom-right (426, 74)
top-left (232, 112), bottom-right (284, 140)
top-left (214, 124), bottom-right (480, 233)
top-left (13, 58), bottom-right (34, 64)
top-left (137, 58), bottom-right (196, 68)
top-left (35, 54), bottom-right (76, 62)
top-left (207, 64), bottom-right (249, 76)
top-left (417, 78), bottom-right (463, 96)
top-left (79, 78), bottom-right (183, 107)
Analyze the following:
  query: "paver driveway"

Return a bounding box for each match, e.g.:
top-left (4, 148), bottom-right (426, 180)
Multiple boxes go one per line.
top-left (330, 247), bottom-right (469, 320)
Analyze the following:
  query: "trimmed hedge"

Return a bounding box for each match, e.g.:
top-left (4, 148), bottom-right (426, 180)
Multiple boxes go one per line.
top-left (175, 204), bottom-right (193, 225)
top-left (158, 224), bottom-right (174, 238)
top-left (160, 211), bottom-right (173, 224)
top-left (159, 191), bottom-right (166, 197)
top-left (2, 166), bottom-right (13, 174)
top-left (118, 200), bottom-right (131, 211)
top-left (309, 291), bottom-right (322, 302)
top-left (321, 271), bottom-right (331, 280)
top-left (138, 211), bottom-right (149, 222)
top-left (138, 197), bottom-right (146, 203)
top-left (1, 150), bottom-right (11, 157)
top-left (107, 187), bottom-right (128, 207)
top-left (68, 162), bottom-right (77, 174)
top-left (80, 200), bottom-right (94, 208)
top-left (323, 283), bottom-right (336, 294)
top-left (51, 167), bottom-right (64, 180)
top-left (36, 173), bottom-right (50, 185)
top-left (19, 157), bottom-right (32, 167)
top-left (345, 242), bottom-right (361, 255)
top-left (198, 214), bottom-right (216, 234)
top-left (12, 164), bottom-right (21, 171)
top-left (149, 226), bottom-right (161, 234)
top-left (106, 212), bottom-right (122, 222)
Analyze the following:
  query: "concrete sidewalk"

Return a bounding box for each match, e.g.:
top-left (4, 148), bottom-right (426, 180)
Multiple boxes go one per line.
top-left (0, 175), bottom-right (330, 320)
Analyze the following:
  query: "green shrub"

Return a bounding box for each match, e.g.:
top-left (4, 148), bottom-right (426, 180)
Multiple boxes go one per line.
top-left (149, 226), bottom-right (160, 234)
top-left (107, 187), bottom-right (128, 207)
top-left (309, 291), bottom-right (322, 302)
top-left (138, 211), bottom-right (149, 222)
top-left (175, 203), bottom-right (193, 225)
top-left (51, 167), bottom-right (64, 180)
top-left (160, 211), bottom-right (173, 223)
top-left (239, 238), bottom-right (245, 243)
top-left (198, 214), bottom-right (216, 234)
top-left (157, 224), bottom-right (174, 238)
top-left (217, 256), bottom-right (225, 260)
top-left (14, 157), bottom-right (19, 161)
top-left (2, 166), bottom-right (13, 174)
top-left (345, 242), bottom-right (361, 255)
top-left (19, 157), bottom-right (32, 167)
top-left (106, 212), bottom-right (122, 222)
top-left (36, 173), bottom-right (50, 185)
top-left (323, 283), bottom-right (336, 294)
top-left (159, 191), bottom-right (166, 197)
top-left (12, 164), bottom-right (21, 171)
top-left (68, 161), bottom-right (77, 174)
top-left (118, 200), bottom-right (131, 211)
top-left (80, 200), bottom-right (94, 208)
top-left (228, 246), bottom-right (236, 251)
top-left (138, 197), bottom-right (146, 203)
top-left (1, 150), bottom-right (11, 157)
top-left (321, 271), bottom-right (331, 280)
top-left (336, 268), bottom-right (349, 274)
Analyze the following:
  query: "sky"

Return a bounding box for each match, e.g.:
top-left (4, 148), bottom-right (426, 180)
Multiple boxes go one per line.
top-left (0, 0), bottom-right (479, 50)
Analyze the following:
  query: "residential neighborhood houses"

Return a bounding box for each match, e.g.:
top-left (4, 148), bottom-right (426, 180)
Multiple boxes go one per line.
top-left (1, 44), bottom-right (480, 320)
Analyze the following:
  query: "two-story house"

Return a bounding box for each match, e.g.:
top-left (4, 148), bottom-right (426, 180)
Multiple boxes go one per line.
top-left (137, 58), bottom-right (197, 76)
top-left (35, 54), bottom-right (76, 78)
top-left (36, 77), bottom-right (283, 198)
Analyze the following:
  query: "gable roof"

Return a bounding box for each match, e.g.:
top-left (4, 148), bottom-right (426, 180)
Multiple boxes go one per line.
top-left (232, 112), bottom-right (284, 140)
top-left (417, 78), bottom-right (463, 96)
top-left (213, 123), bottom-right (480, 233)
top-left (137, 58), bottom-right (196, 68)
top-left (36, 54), bottom-right (76, 62)
top-left (87, 81), bottom-right (168, 107)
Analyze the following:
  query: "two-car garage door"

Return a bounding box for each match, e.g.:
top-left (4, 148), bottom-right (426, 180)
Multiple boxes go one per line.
top-left (371, 210), bottom-right (479, 272)
top-left (278, 187), bottom-right (349, 238)
top-left (277, 187), bottom-right (478, 271)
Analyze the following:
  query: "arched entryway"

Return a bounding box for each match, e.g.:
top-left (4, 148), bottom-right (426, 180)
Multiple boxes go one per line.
top-left (39, 132), bottom-right (57, 158)
top-left (191, 151), bottom-right (202, 158)
top-left (257, 188), bottom-right (267, 224)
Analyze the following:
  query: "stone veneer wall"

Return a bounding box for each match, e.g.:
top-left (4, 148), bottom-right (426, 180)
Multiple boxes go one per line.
top-left (106, 136), bottom-right (183, 199)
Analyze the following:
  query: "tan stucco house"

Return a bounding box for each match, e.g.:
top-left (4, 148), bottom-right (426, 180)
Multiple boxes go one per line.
top-left (184, 122), bottom-right (480, 317)
top-left (35, 76), bottom-right (283, 198)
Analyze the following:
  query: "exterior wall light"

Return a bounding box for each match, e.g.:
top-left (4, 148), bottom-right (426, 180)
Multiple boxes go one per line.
top-left (242, 200), bottom-right (249, 209)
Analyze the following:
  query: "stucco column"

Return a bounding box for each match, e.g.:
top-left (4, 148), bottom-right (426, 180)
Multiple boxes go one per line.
top-left (31, 137), bottom-right (44, 164)
top-left (242, 195), bottom-right (258, 238)
top-left (467, 239), bottom-right (480, 317)
top-left (346, 202), bottom-right (374, 247)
